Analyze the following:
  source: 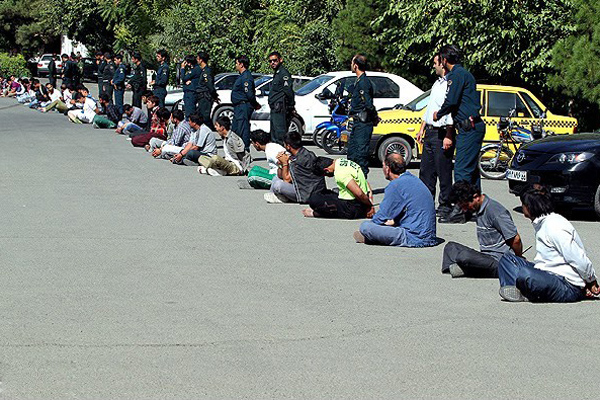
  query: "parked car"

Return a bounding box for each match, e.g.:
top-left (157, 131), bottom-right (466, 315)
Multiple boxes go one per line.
top-left (507, 133), bottom-right (600, 217)
top-left (251, 71), bottom-right (423, 140)
top-left (36, 54), bottom-right (62, 76)
top-left (82, 57), bottom-right (98, 82)
top-left (370, 84), bottom-right (578, 164)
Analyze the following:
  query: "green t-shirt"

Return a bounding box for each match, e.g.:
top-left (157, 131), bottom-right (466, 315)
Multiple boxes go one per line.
top-left (335, 158), bottom-right (369, 200)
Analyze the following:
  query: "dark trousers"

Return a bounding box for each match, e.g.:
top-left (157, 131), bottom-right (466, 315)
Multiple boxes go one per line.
top-left (131, 132), bottom-right (166, 148)
top-left (103, 82), bottom-right (113, 102)
top-left (270, 108), bottom-right (290, 145)
top-left (183, 91), bottom-right (196, 119)
top-left (183, 149), bottom-right (212, 165)
top-left (98, 80), bottom-right (103, 96)
top-left (442, 241), bottom-right (499, 278)
top-left (233, 103), bottom-right (254, 149)
top-left (114, 89), bottom-right (124, 115)
top-left (196, 95), bottom-right (214, 130)
top-left (49, 76), bottom-right (57, 89)
top-left (498, 253), bottom-right (586, 302)
top-left (420, 125), bottom-right (454, 207)
top-left (153, 87), bottom-right (167, 108)
top-left (347, 121), bottom-right (373, 177)
top-left (454, 121), bottom-right (485, 188)
top-left (132, 89), bottom-right (143, 108)
top-left (308, 190), bottom-right (369, 219)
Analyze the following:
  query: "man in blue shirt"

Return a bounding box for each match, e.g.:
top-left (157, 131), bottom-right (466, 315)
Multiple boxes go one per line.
top-left (111, 54), bottom-right (126, 115)
top-left (354, 152), bottom-right (437, 247)
top-left (231, 55), bottom-right (261, 150)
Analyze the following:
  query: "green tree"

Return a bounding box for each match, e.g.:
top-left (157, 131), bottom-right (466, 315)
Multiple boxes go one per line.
top-left (0, 0), bottom-right (57, 55)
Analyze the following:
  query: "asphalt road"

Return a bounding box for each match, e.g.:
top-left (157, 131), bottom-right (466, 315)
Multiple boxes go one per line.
top-left (1, 96), bottom-right (599, 399)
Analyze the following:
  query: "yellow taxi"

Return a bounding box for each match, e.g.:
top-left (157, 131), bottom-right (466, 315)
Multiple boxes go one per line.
top-left (369, 84), bottom-right (578, 164)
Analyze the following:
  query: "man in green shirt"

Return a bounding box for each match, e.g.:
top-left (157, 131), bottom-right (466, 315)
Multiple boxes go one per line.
top-left (302, 157), bottom-right (374, 219)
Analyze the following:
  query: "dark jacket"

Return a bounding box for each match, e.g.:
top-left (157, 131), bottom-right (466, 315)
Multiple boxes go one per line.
top-left (268, 64), bottom-right (295, 110)
top-left (289, 147), bottom-right (327, 203)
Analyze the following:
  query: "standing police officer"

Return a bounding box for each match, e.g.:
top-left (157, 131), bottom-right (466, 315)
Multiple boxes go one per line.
top-left (102, 52), bottom-right (115, 100)
top-left (47, 53), bottom-right (57, 89)
top-left (347, 54), bottom-right (375, 177)
top-left (434, 44), bottom-right (485, 223)
top-left (267, 51), bottom-right (295, 145)
top-left (112, 54), bottom-right (126, 115)
top-left (129, 52), bottom-right (146, 108)
top-left (152, 49), bottom-right (169, 108)
top-left (231, 55), bottom-right (260, 150)
top-left (180, 54), bottom-right (200, 119)
top-left (96, 51), bottom-right (105, 95)
top-left (61, 53), bottom-right (74, 86)
top-left (195, 51), bottom-right (218, 130)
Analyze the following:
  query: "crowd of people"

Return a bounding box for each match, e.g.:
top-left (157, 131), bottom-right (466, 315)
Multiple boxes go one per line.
top-left (1, 44), bottom-right (599, 304)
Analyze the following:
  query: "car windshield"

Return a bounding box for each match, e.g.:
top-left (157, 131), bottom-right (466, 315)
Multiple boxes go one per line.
top-left (41, 55), bottom-right (52, 61)
top-left (401, 90), bottom-right (431, 111)
top-left (254, 76), bottom-right (271, 86)
top-left (295, 75), bottom-right (334, 96)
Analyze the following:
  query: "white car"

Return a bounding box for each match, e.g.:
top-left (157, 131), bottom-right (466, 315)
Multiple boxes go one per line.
top-left (36, 54), bottom-right (63, 76)
top-left (250, 71), bottom-right (423, 140)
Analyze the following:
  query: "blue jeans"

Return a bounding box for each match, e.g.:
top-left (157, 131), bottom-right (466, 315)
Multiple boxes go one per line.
top-left (124, 123), bottom-right (144, 137)
top-left (498, 253), bottom-right (585, 303)
top-left (359, 221), bottom-right (411, 247)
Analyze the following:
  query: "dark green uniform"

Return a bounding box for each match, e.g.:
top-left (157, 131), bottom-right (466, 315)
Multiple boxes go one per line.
top-left (268, 64), bottom-right (295, 144)
top-left (180, 64), bottom-right (200, 119)
top-left (113, 63), bottom-right (126, 115)
top-left (436, 64), bottom-right (484, 188)
top-left (347, 72), bottom-right (374, 177)
top-left (97, 59), bottom-right (106, 95)
top-left (62, 60), bottom-right (76, 86)
top-left (130, 61), bottom-right (147, 108)
top-left (231, 70), bottom-right (260, 149)
top-left (102, 61), bottom-right (116, 100)
top-left (47, 57), bottom-right (57, 88)
top-left (153, 61), bottom-right (169, 108)
top-left (195, 65), bottom-right (217, 130)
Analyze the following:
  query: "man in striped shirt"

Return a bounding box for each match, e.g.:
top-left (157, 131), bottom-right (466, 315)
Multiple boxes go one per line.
top-left (149, 109), bottom-right (192, 157)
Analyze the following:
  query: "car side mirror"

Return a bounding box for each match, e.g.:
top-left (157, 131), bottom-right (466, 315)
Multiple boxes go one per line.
top-left (316, 88), bottom-right (334, 100)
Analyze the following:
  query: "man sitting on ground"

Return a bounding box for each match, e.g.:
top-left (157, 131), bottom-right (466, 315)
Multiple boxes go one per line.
top-left (264, 131), bottom-right (326, 204)
top-left (354, 153), bottom-right (437, 247)
top-left (441, 181), bottom-right (522, 278)
top-left (91, 93), bottom-right (120, 129)
top-left (170, 113), bottom-right (217, 165)
top-left (116, 103), bottom-right (149, 135)
top-left (67, 92), bottom-right (98, 124)
top-left (498, 185), bottom-right (599, 302)
top-left (131, 108), bottom-right (171, 147)
top-left (239, 129), bottom-right (287, 190)
top-left (302, 157), bottom-right (374, 219)
top-left (150, 109), bottom-right (192, 157)
top-left (198, 116), bottom-right (250, 176)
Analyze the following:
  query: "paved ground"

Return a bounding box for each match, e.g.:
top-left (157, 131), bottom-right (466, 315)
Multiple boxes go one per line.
top-left (1, 95), bottom-right (600, 399)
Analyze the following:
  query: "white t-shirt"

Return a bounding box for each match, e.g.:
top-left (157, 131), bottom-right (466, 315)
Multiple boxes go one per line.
top-left (265, 142), bottom-right (286, 174)
top-left (48, 89), bottom-right (61, 102)
top-left (80, 98), bottom-right (97, 123)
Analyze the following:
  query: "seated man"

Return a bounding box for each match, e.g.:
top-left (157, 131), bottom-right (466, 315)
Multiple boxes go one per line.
top-left (198, 116), bottom-right (250, 176)
top-left (115, 103), bottom-right (149, 135)
top-left (170, 113), bottom-right (217, 165)
top-left (441, 181), bottom-right (522, 278)
top-left (264, 131), bottom-right (326, 204)
top-left (498, 185), bottom-right (599, 302)
top-left (131, 107), bottom-right (171, 147)
top-left (91, 94), bottom-right (120, 129)
top-left (303, 157), bottom-right (374, 219)
top-left (150, 109), bottom-right (192, 157)
top-left (355, 153), bottom-right (437, 247)
top-left (67, 92), bottom-right (98, 124)
top-left (240, 129), bottom-right (286, 189)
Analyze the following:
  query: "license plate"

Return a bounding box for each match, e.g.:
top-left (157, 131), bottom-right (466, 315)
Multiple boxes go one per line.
top-left (507, 169), bottom-right (527, 182)
top-left (340, 133), bottom-right (348, 142)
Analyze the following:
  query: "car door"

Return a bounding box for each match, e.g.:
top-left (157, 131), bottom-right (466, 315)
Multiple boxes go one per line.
top-left (368, 76), bottom-right (400, 110)
top-left (484, 90), bottom-right (532, 142)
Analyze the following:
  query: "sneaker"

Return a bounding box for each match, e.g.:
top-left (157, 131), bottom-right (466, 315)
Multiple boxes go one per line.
top-left (436, 205), bottom-right (453, 217)
top-left (207, 168), bottom-right (225, 176)
top-left (353, 231), bottom-right (366, 243)
top-left (237, 179), bottom-right (253, 189)
top-left (449, 263), bottom-right (465, 278)
top-left (126, 137), bottom-right (132, 141)
top-left (198, 166), bottom-right (207, 174)
top-left (499, 286), bottom-right (529, 302)
top-left (264, 192), bottom-right (287, 204)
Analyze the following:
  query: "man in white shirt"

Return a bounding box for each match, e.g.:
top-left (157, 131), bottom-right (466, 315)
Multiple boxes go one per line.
top-left (498, 185), bottom-right (599, 302)
top-left (239, 129), bottom-right (287, 189)
top-left (417, 54), bottom-right (455, 218)
top-left (67, 92), bottom-right (98, 123)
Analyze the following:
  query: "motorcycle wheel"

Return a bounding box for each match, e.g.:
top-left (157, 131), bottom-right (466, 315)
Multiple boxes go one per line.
top-left (311, 127), bottom-right (326, 148)
top-left (322, 130), bottom-right (348, 155)
top-left (478, 145), bottom-right (513, 180)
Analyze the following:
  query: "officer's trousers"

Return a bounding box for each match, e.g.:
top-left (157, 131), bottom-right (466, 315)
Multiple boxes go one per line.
top-left (153, 87), bottom-right (167, 108)
top-left (347, 121), bottom-right (373, 177)
top-left (49, 76), bottom-right (57, 89)
top-left (114, 89), bottom-right (124, 116)
top-left (270, 110), bottom-right (290, 145)
top-left (97, 80), bottom-right (103, 97)
top-left (419, 125), bottom-right (454, 208)
top-left (183, 91), bottom-right (196, 120)
top-left (233, 103), bottom-right (254, 150)
top-left (103, 82), bottom-right (113, 103)
top-left (196, 95), bottom-right (214, 130)
top-left (454, 121), bottom-right (485, 188)
top-left (132, 89), bottom-right (144, 108)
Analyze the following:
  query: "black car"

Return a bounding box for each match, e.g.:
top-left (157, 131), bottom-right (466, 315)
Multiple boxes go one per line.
top-left (507, 133), bottom-right (600, 216)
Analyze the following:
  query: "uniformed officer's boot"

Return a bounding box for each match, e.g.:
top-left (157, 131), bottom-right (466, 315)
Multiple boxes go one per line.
top-left (438, 204), bottom-right (467, 224)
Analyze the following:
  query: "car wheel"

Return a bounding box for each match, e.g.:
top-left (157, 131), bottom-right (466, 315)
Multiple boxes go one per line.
top-left (377, 136), bottom-right (412, 165)
top-left (289, 116), bottom-right (303, 136)
top-left (594, 184), bottom-right (600, 219)
top-left (212, 105), bottom-right (234, 127)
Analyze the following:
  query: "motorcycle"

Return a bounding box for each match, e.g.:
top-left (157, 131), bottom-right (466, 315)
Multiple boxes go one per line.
top-left (312, 96), bottom-right (351, 155)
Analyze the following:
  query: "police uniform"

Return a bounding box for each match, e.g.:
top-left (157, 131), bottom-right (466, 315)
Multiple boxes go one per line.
top-left (102, 61), bottom-right (116, 100)
top-left (268, 64), bottom-right (295, 145)
top-left (436, 63), bottom-right (484, 188)
top-left (231, 70), bottom-right (260, 149)
top-left (153, 61), bottom-right (169, 108)
top-left (97, 59), bottom-right (106, 95)
top-left (196, 65), bottom-right (217, 130)
top-left (62, 59), bottom-right (75, 86)
top-left (112, 63), bottom-right (126, 115)
top-left (347, 72), bottom-right (375, 177)
top-left (130, 62), bottom-right (147, 108)
top-left (47, 57), bottom-right (57, 88)
top-left (180, 64), bottom-right (200, 119)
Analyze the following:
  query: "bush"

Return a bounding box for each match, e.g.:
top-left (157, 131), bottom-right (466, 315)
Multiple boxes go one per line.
top-left (0, 53), bottom-right (29, 77)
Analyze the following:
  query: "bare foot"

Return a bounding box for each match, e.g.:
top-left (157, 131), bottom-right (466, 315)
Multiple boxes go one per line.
top-left (302, 208), bottom-right (314, 218)
top-left (144, 144), bottom-right (151, 151)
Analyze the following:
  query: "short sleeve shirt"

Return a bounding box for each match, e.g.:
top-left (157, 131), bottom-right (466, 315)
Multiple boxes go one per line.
top-left (265, 142), bottom-right (286, 174)
top-left (334, 158), bottom-right (368, 200)
top-left (476, 196), bottom-right (518, 260)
